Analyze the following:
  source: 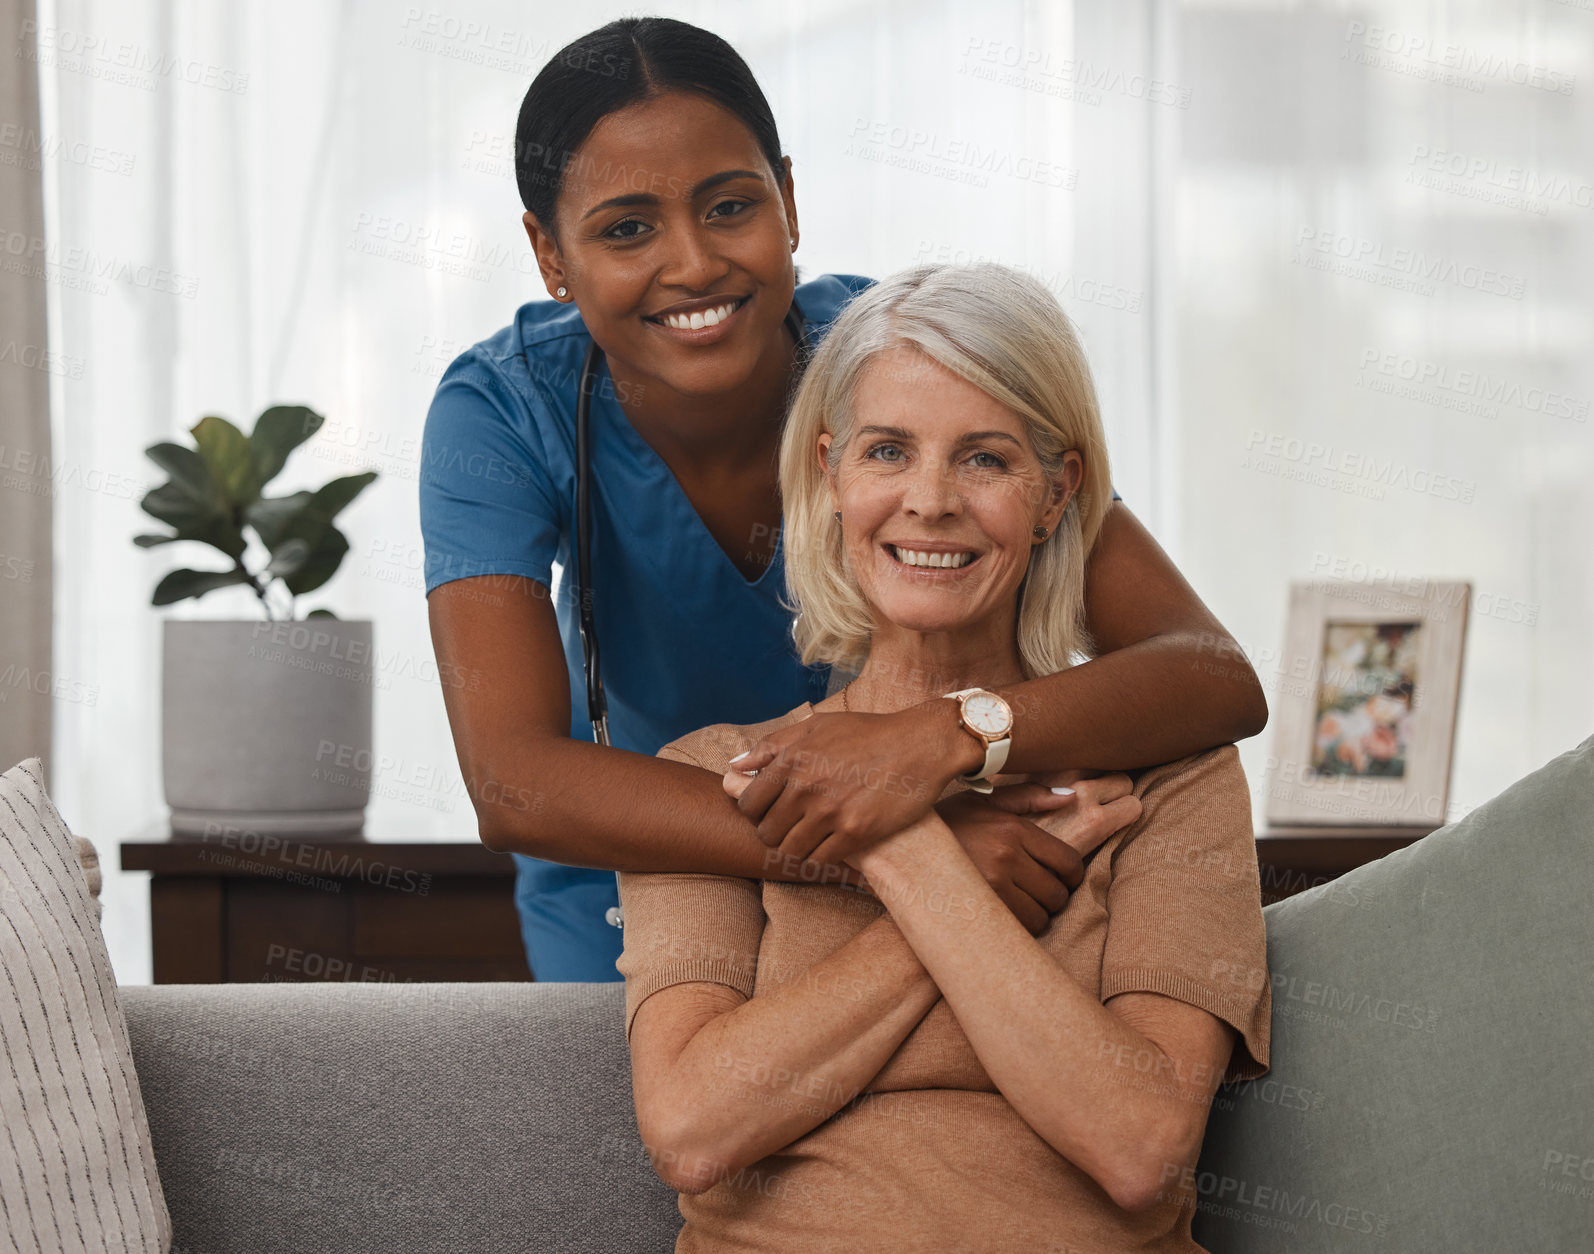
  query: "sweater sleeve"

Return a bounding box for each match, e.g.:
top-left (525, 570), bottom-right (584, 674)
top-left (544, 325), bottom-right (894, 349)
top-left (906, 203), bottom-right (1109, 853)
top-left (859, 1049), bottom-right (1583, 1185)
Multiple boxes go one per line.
top-left (1098, 745), bottom-right (1273, 1083)
top-left (614, 738), bottom-right (767, 1043)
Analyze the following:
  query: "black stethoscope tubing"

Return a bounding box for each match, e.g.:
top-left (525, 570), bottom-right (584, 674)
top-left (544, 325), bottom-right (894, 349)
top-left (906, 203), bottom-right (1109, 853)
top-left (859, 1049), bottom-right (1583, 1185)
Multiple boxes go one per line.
top-left (572, 303), bottom-right (812, 749)
top-left (569, 302), bottom-right (811, 931)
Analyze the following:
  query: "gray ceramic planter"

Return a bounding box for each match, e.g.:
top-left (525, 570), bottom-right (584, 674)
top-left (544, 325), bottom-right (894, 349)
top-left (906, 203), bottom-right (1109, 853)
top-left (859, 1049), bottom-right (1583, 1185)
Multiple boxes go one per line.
top-left (162, 619), bottom-right (374, 837)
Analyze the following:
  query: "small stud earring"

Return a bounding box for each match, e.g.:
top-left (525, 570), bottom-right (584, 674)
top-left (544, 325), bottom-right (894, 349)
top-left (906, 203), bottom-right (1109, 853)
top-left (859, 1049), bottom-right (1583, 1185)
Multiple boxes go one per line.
top-left (556, 286), bottom-right (567, 298)
top-left (1033, 525), bottom-right (1048, 539)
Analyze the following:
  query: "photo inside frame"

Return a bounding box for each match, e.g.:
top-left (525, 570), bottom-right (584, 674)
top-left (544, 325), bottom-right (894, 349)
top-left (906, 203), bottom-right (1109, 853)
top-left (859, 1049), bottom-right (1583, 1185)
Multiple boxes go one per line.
top-left (1310, 620), bottom-right (1421, 779)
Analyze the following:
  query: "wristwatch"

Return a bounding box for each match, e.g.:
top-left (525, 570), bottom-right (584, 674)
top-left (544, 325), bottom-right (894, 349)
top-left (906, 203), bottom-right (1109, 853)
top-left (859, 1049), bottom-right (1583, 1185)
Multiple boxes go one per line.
top-left (942, 688), bottom-right (1014, 794)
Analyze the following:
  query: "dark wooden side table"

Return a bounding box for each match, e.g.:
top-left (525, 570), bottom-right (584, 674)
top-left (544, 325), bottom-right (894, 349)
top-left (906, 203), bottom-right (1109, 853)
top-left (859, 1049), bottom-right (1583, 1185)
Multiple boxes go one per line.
top-left (1253, 825), bottom-right (1439, 906)
top-left (120, 820), bottom-right (531, 984)
top-left (120, 819), bottom-right (1438, 983)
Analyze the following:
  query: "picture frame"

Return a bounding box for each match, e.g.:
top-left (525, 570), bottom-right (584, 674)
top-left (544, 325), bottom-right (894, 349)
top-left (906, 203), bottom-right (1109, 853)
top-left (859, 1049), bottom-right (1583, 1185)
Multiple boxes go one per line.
top-left (1264, 579), bottom-right (1471, 828)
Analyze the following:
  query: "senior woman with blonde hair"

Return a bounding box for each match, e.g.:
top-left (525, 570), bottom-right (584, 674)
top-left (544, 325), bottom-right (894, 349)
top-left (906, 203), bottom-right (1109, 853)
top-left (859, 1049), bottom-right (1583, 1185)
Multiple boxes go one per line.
top-left (616, 262), bottom-right (1271, 1253)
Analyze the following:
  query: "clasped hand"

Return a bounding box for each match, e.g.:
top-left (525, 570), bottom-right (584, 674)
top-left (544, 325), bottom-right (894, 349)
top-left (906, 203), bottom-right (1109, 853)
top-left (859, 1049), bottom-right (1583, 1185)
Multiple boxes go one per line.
top-left (722, 705), bottom-right (1143, 934)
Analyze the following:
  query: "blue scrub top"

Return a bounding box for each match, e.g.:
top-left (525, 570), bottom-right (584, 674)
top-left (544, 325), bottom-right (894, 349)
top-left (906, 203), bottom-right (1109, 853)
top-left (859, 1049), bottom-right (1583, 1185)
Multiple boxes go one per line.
top-left (419, 274), bottom-right (871, 980)
top-left (419, 272), bottom-right (1123, 981)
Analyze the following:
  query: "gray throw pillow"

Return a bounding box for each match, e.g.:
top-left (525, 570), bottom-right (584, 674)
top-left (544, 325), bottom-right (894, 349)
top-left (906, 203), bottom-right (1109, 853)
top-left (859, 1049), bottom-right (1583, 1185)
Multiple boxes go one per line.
top-left (1193, 733), bottom-right (1594, 1251)
top-left (0, 756), bottom-right (172, 1253)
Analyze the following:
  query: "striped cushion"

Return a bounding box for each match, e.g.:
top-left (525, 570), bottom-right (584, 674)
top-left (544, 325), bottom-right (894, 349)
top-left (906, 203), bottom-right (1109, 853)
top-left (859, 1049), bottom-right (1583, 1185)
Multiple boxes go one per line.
top-left (0, 757), bottom-right (171, 1253)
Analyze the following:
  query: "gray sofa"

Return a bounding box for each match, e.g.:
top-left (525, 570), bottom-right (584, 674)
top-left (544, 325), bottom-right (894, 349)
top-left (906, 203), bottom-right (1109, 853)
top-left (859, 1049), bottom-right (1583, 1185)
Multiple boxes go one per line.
top-left (122, 733), bottom-right (1594, 1253)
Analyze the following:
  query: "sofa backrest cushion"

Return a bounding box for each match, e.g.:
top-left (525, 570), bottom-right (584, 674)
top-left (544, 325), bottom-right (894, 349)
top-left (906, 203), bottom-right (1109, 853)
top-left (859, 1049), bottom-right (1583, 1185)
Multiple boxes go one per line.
top-left (121, 981), bottom-right (682, 1254)
top-left (0, 757), bottom-right (172, 1253)
top-left (1194, 733), bottom-right (1594, 1250)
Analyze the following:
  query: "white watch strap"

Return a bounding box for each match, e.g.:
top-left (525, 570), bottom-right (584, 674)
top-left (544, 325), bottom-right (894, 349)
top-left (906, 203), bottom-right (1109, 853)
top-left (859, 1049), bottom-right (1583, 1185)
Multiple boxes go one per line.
top-left (977, 735), bottom-right (1011, 780)
top-left (959, 737), bottom-right (1010, 793)
top-left (944, 689), bottom-right (1012, 793)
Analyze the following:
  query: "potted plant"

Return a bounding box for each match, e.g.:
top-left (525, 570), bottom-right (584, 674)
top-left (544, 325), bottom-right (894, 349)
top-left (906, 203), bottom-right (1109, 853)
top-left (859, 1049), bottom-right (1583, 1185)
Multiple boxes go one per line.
top-left (136, 405), bottom-right (379, 837)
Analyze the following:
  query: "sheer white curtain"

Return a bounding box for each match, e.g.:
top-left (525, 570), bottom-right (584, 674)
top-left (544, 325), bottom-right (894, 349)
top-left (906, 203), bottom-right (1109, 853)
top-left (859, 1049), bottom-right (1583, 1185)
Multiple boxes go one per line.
top-left (39, 0), bottom-right (1588, 983)
top-left (1168, 0), bottom-right (1594, 815)
top-left (38, 0), bottom-right (1154, 981)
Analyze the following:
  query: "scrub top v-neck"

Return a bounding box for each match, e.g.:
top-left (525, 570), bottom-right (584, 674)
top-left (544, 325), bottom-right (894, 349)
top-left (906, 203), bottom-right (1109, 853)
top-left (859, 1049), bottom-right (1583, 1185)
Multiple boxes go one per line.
top-left (419, 273), bottom-right (876, 981)
top-left (602, 368), bottom-right (787, 592)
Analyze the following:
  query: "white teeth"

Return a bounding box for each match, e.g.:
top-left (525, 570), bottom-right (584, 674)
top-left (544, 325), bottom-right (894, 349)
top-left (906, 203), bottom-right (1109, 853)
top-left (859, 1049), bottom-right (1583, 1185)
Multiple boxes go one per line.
top-left (891, 546), bottom-right (974, 569)
top-left (662, 301), bottom-right (739, 330)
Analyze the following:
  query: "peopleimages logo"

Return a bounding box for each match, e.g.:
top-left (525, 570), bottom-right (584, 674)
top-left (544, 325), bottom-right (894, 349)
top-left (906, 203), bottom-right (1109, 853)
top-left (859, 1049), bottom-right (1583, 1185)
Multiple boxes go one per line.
top-left (1407, 145), bottom-right (1594, 212)
top-left (1158, 1164), bottom-right (1392, 1238)
top-left (348, 212), bottom-right (535, 283)
top-left (958, 37), bottom-right (1194, 109)
top-left (0, 225), bottom-right (200, 298)
top-left (1241, 429), bottom-right (1476, 505)
top-left (17, 20), bottom-right (251, 94)
top-left (1341, 21), bottom-right (1576, 95)
top-left (0, 123), bottom-right (135, 176)
top-left (0, 339), bottom-right (86, 379)
top-left (0, 444), bottom-right (153, 501)
top-left (1293, 226), bottom-right (1525, 300)
top-left (1357, 348), bottom-right (1588, 423)
top-left (844, 117), bottom-right (1077, 190)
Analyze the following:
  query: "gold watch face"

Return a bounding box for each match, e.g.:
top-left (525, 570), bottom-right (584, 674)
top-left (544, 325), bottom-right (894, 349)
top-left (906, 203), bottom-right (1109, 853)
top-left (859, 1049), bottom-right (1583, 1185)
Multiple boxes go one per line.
top-left (963, 692), bottom-right (1013, 739)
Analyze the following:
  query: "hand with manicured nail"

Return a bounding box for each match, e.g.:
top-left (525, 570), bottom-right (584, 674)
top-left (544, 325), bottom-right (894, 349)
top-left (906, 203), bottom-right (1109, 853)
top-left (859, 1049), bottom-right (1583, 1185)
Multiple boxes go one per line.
top-left (725, 739), bottom-right (1140, 934)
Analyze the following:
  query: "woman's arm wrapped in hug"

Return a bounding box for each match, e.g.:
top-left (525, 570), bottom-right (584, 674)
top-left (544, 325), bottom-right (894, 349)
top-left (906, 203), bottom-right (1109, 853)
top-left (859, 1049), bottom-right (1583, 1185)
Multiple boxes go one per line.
top-left (619, 750), bottom-right (1142, 1195)
top-left (623, 743), bottom-right (1269, 1227)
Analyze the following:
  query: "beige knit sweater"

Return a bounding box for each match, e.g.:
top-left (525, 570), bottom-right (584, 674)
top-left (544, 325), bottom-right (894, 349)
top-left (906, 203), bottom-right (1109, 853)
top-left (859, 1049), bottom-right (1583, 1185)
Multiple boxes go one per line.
top-left (618, 700), bottom-right (1272, 1253)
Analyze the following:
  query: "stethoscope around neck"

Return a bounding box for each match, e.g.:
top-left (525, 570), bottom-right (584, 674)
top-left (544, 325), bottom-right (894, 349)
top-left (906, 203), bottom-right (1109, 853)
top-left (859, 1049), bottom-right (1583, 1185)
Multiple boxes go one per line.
top-left (572, 302), bottom-right (812, 926)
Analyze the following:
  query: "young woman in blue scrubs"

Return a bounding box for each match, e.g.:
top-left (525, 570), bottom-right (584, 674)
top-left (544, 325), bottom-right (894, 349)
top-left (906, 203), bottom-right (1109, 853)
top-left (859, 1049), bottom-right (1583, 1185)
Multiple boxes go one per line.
top-left (420, 18), bottom-right (1267, 981)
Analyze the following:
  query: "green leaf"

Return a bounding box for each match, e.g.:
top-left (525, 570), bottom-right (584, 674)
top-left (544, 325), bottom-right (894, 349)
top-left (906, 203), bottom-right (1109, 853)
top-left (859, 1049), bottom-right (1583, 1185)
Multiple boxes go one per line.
top-left (302, 471), bottom-right (378, 528)
top-left (245, 491), bottom-right (314, 550)
top-left (252, 472), bottom-right (375, 594)
top-left (152, 567), bottom-right (251, 606)
top-left (137, 441), bottom-right (245, 560)
top-left (137, 484), bottom-right (247, 561)
top-left (186, 517), bottom-right (248, 561)
top-left (306, 608), bottom-right (339, 620)
top-left (282, 526), bottom-right (349, 596)
top-left (191, 414), bottom-right (260, 509)
top-left (144, 442), bottom-right (223, 512)
top-left (250, 405), bottom-right (324, 487)
top-left (140, 481), bottom-right (212, 531)
top-left (263, 538), bottom-right (313, 579)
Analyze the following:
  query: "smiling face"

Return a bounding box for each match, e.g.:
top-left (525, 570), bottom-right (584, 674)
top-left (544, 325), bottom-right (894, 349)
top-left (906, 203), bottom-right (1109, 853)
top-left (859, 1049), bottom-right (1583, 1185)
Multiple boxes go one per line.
top-left (819, 344), bottom-right (1082, 653)
top-left (523, 90), bottom-right (799, 400)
